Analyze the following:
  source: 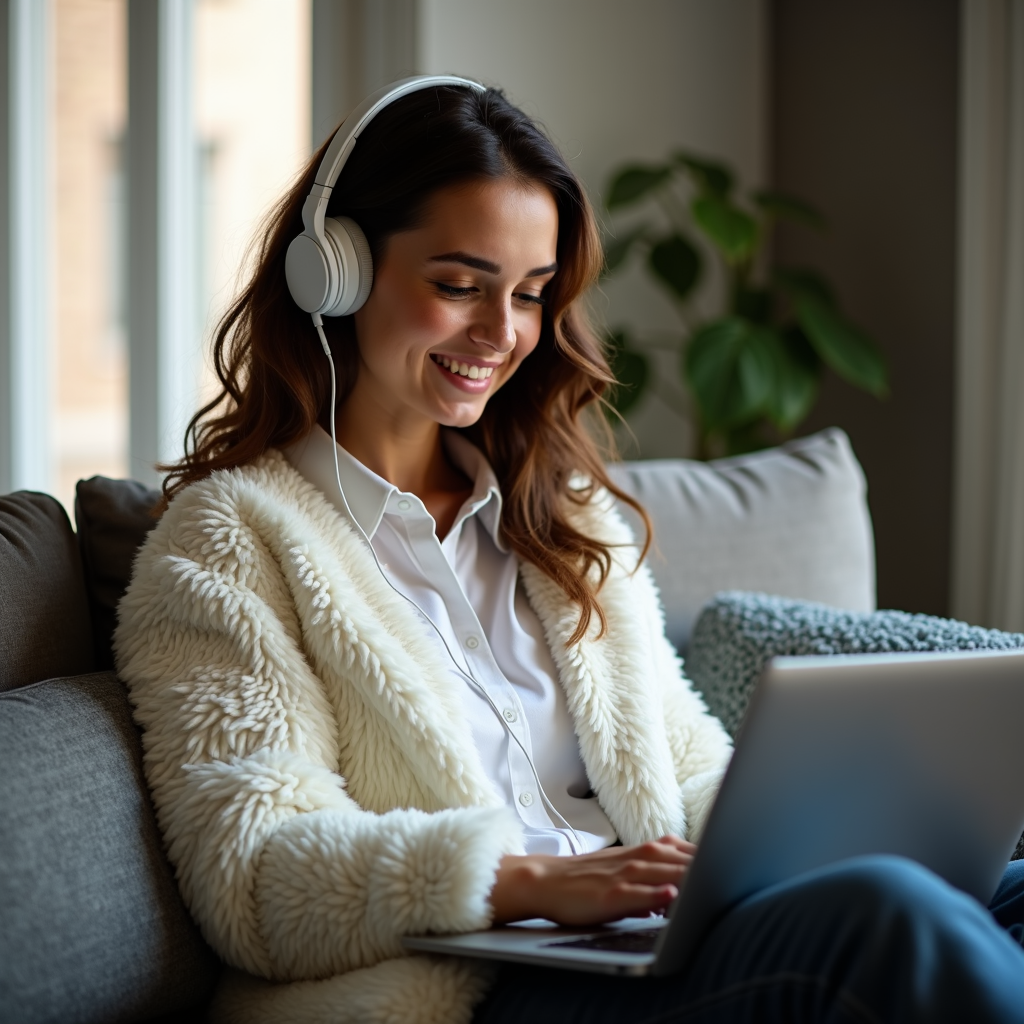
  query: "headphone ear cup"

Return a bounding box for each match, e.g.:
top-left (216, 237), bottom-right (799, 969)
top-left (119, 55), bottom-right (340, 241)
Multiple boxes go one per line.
top-left (321, 216), bottom-right (374, 316)
top-left (285, 233), bottom-right (336, 314)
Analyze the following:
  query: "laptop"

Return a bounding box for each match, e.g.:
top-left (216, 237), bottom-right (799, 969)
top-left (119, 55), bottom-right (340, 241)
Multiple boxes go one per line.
top-left (403, 649), bottom-right (1024, 976)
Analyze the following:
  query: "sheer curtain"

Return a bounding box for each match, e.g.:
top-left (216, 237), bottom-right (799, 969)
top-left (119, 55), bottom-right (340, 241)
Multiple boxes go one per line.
top-left (952, 0), bottom-right (1024, 632)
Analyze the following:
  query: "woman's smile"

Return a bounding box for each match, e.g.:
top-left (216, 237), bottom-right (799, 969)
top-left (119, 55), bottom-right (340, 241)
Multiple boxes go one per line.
top-left (430, 353), bottom-right (498, 390)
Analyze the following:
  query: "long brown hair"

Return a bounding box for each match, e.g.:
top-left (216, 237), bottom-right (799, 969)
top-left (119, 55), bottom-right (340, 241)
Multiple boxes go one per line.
top-left (162, 85), bottom-right (649, 644)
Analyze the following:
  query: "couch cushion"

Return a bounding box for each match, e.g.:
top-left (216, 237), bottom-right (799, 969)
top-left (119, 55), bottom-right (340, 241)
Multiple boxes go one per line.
top-left (0, 492), bottom-right (95, 691)
top-left (75, 477), bottom-right (161, 671)
top-left (608, 428), bottom-right (876, 652)
top-left (0, 672), bottom-right (221, 1023)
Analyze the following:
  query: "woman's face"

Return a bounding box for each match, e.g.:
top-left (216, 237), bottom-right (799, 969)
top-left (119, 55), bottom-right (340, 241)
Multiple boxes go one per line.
top-left (350, 177), bottom-right (559, 430)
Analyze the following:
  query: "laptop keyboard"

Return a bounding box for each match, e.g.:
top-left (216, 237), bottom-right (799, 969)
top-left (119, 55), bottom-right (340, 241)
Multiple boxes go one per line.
top-left (546, 927), bottom-right (662, 955)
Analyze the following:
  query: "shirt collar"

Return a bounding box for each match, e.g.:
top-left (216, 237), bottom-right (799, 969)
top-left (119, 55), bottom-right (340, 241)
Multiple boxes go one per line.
top-left (282, 426), bottom-right (505, 549)
top-left (443, 431), bottom-right (505, 550)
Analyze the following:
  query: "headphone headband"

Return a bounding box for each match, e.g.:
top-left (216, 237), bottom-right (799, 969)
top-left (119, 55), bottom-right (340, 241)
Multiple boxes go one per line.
top-left (300, 75), bottom-right (487, 238)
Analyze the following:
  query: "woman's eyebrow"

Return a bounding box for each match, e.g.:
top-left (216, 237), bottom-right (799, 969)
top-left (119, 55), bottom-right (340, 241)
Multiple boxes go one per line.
top-left (428, 251), bottom-right (500, 273)
top-left (427, 251), bottom-right (558, 278)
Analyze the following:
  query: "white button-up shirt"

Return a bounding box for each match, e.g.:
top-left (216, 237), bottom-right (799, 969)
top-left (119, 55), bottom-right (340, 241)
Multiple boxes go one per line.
top-left (284, 426), bottom-right (618, 855)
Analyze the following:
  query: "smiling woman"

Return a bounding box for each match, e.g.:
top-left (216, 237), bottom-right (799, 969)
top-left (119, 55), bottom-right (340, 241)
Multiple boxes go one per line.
top-left (113, 79), bottom-right (1024, 1024)
top-left (160, 85), bottom-right (643, 645)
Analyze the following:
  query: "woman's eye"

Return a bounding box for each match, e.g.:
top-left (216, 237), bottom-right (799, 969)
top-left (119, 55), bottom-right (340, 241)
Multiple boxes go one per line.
top-left (433, 282), bottom-right (476, 298)
top-left (514, 292), bottom-right (546, 307)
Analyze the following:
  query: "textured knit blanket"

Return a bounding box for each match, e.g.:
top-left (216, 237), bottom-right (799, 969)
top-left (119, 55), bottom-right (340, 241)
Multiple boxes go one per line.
top-left (685, 591), bottom-right (1024, 860)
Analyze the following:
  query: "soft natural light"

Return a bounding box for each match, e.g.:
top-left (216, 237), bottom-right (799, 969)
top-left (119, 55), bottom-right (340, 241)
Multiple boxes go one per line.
top-left (194, 0), bottom-right (311, 407)
top-left (49, 0), bottom-right (311, 514)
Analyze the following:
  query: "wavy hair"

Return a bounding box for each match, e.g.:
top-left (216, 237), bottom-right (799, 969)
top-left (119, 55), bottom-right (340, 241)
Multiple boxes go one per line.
top-left (161, 85), bottom-right (649, 644)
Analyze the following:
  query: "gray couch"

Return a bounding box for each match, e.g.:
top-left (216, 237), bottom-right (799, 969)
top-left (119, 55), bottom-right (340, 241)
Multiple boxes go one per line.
top-left (1, 428), bottom-right (1016, 1023)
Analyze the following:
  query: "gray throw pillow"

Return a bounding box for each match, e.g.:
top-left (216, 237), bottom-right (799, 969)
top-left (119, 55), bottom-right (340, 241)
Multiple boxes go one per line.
top-left (75, 477), bottom-right (162, 671)
top-left (609, 428), bottom-right (876, 653)
top-left (0, 672), bottom-right (221, 1023)
top-left (0, 492), bottom-right (95, 691)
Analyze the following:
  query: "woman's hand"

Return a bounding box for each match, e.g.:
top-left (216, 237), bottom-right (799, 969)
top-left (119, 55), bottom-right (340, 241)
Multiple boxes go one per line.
top-left (489, 836), bottom-right (697, 926)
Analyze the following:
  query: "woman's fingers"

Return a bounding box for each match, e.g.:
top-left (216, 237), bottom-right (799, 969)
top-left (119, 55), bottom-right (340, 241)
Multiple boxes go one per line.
top-left (587, 837), bottom-right (694, 866)
top-left (592, 882), bottom-right (678, 919)
top-left (658, 835), bottom-right (698, 856)
top-left (614, 859), bottom-right (688, 884)
top-left (490, 838), bottom-right (700, 925)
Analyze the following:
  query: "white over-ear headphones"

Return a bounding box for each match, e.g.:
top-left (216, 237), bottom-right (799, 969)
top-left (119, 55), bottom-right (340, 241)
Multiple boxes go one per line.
top-left (285, 74), bottom-right (486, 319)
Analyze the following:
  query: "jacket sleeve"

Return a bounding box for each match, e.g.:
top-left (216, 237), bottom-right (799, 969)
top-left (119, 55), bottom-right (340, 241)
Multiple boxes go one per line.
top-left (114, 483), bottom-right (522, 984)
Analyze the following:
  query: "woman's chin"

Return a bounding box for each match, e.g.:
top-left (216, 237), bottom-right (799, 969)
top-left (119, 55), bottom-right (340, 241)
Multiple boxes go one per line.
top-left (434, 403), bottom-right (488, 429)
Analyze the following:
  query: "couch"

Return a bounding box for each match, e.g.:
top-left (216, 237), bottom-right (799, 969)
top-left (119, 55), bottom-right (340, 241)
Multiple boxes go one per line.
top-left (2, 427), bottom-right (1019, 1023)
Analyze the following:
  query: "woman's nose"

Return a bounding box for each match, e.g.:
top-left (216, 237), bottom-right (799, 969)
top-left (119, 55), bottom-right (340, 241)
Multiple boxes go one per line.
top-left (468, 296), bottom-right (516, 352)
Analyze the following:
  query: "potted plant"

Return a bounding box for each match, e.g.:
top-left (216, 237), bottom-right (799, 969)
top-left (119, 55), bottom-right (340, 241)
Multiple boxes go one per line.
top-left (602, 153), bottom-right (888, 457)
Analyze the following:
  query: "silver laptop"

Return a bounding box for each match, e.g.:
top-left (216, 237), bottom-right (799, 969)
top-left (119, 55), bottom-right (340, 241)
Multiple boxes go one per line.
top-left (403, 649), bottom-right (1024, 976)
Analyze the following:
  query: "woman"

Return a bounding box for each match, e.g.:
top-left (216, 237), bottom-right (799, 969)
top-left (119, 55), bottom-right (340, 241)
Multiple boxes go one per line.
top-left (115, 80), bottom-right (1024, 1024)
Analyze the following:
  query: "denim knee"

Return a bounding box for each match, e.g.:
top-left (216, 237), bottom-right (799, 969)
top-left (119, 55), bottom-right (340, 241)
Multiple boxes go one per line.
top-left (819, 854), bottom-right (959, 914)
top-left (804, 854), bottom-right (987, 942)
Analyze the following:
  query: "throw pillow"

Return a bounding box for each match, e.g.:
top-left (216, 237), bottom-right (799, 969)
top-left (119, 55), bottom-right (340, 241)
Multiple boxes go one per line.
top-left (75, 476), bottom-right (162, 670)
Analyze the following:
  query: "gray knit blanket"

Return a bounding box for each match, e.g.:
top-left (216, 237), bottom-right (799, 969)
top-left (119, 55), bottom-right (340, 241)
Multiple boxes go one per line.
top-left (685, 591), bottom-right (1024, 860)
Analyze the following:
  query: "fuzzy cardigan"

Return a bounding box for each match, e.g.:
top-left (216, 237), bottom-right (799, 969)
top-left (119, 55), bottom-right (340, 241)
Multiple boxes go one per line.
top-left (114, 450), bottom-right (733, 1024)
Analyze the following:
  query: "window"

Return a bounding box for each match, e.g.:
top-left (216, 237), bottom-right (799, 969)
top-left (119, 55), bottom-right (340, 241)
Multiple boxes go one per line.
top-left (40, 0), bottom-right (310, 509)
top-left (52, 0), bottom-right (128, 511)
top-left (194, 0), bottom-right (311, 408)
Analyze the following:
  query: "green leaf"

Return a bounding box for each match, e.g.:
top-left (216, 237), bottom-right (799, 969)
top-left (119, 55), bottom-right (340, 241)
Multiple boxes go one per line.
top-left (647, 234), bottom-right (701, 300)
top-left (605, 330), bottom-right (649, 415)
top-left (762, 327), bottom-right (821, 430)
top-left (691, 196), bottom-right (758, 264)
top-left (752, 191), bottom-right (825, 228)
top-left (773, 267), bottom-right (836, 306)
top-left (796, 296), bottom-right (888, 398)
top-left (603, 223), bottom-right (649, 275)
top-left (684, 317), bottom-right (773, 430)
top-left (606, 165), bottom-right (672, 210)
top-left (673, 153), bottom-right (733, 196)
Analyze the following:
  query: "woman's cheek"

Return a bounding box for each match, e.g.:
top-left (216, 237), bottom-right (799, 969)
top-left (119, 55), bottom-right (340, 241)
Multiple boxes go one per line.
top-left (406, 291), bottom-right (465, 335)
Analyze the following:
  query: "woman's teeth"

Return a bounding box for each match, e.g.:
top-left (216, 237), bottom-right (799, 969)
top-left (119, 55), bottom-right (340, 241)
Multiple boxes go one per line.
top-left (433, 355), bottom-right (494, 380)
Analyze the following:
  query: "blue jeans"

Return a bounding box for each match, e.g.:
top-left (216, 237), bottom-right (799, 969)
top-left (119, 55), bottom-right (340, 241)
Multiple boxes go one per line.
top-left (472, 857), bottom-right (1024, 1023)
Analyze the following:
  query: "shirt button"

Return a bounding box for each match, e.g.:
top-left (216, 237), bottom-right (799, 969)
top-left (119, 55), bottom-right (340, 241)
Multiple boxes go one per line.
top-left (397, 498), bottom-right (412, 511)
top-left (518, 791), bottom-right (534, 807)
top-left (465, 636), bottom-right (480, 650)
top-left (502, 708), bottom-right (517, 723)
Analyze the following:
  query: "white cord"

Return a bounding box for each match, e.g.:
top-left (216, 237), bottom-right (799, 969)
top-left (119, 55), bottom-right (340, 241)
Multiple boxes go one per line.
top-left (313, 314), bottom-right (585, 854)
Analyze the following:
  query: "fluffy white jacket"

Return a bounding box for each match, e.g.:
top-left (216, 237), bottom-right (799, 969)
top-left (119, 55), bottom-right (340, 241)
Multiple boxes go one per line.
top-left (114, 450), bottom-right (732, 1024)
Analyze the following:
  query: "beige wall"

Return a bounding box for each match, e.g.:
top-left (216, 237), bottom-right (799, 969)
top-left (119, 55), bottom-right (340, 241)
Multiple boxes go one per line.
top-left (419, 0), bottom-right (768, 457)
